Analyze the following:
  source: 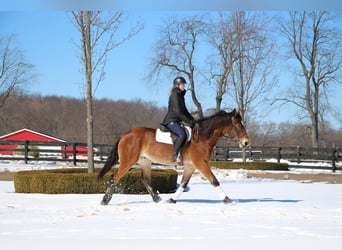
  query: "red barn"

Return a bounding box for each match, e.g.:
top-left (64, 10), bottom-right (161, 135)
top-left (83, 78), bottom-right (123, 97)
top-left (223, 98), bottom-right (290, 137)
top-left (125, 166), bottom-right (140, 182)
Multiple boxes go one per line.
top-left (0, 128), bottom-right (66, 155)
top-left (0, 128), bottom-right (66, 143)
top-left (0, 128), bottom-right (88, 156)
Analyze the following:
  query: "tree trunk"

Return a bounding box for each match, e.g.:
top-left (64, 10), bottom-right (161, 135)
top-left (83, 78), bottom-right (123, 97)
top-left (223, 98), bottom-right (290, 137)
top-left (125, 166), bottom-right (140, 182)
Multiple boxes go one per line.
top-left (71, 11), bottom-right (142, 173)
top-left (84, 12), bottom-right (94, 173)
top-left (215, 95), bottom-right (222, 113)
top-left (311, 112), bottom-right (319, 148)
top-left (188, 74), bottom-right (203, 118)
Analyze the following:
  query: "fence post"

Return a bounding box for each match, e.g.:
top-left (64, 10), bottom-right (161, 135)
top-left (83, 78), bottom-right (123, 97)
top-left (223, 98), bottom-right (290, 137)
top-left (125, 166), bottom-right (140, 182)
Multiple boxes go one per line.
top-left (212, 146), bottom-right (217, 161)
top-left (277, 147), bottom-right (281, 163)
top-left (73, 143), bottom-right (77, 166)
top-left (297, 146), bottom-right (301, 164)
top-left (62, 144), bottom-right (67, 159)
top-left (24, 140), bottom-right (29, 164)
top-left (248, 147), bottom-right (253, 160)
top-left (99, 145), bottom-right (103, 161)
top-left (224, 147), bottom-right (229, 161)
top-left (332, 147), bottom-right (337, 173)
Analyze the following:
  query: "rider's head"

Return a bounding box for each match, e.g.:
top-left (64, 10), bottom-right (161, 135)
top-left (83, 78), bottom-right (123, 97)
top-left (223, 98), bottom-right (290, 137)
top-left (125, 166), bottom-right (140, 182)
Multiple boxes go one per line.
top-left (173, 76), bottom-right (186, 91)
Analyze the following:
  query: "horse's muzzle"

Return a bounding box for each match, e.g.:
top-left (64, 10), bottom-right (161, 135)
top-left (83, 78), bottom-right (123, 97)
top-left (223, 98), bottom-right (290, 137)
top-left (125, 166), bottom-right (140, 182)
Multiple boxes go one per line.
top-left (239, 136), bottom-right (249, 148)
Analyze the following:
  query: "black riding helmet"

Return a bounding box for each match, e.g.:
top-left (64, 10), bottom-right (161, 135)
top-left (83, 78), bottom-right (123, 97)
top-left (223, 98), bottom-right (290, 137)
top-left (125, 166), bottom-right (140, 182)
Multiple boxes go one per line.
top-left (173, 76), bottom-right (187, 86)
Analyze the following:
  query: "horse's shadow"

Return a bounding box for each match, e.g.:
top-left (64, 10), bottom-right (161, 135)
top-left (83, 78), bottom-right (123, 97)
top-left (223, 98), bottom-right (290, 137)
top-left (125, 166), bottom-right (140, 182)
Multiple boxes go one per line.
top-left (177, 198), bottom-right (302, 204)
top-left (113, 198), bottom-right (302, 206)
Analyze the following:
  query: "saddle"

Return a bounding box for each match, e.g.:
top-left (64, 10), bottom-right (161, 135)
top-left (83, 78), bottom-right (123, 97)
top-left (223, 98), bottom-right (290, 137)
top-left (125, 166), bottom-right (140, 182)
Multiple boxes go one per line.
top-left (155, 124), bottom-right (192, 145)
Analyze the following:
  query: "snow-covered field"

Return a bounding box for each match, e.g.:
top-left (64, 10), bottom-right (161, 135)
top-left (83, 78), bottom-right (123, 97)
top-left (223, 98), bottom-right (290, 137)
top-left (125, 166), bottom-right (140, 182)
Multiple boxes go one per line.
top-left (1, 162), bottom-right (342, 249)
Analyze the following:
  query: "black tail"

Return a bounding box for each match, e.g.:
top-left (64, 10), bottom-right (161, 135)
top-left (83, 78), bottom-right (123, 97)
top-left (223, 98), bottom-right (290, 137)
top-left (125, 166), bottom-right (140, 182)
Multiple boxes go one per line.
top-left (97, 138), bottom-right (121, 181)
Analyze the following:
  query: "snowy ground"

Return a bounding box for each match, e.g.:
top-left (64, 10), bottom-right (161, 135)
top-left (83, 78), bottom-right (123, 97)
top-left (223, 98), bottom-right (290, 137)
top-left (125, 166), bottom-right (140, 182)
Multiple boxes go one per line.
top-left (1, 162), bottom-right (342, 249)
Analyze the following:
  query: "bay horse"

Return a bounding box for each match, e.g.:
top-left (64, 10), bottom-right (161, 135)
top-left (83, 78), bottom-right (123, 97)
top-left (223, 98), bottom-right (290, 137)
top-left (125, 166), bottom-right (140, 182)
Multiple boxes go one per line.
top-left (97, 109), bottom-right (249, 205)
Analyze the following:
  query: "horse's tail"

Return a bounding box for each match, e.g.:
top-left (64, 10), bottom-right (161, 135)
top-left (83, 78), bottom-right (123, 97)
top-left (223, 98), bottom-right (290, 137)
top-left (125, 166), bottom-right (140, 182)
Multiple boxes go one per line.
top-left (96, 138), bottom-right (121, 182)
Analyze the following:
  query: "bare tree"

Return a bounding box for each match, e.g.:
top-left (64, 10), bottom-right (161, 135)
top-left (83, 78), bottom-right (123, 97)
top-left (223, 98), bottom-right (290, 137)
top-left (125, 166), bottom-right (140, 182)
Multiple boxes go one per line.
top-left (0, 35), bottom-right (34, 114)
top-left (228, 11), bottom-right (276, 126)
top-left (149, 15), bottom-right (205, 118)
top-left (278, 11), bottom-right (342, 147)
top-left (205, 12), bottom-right (239, 113)
top-left (71, 11), bottom-right (143, 173)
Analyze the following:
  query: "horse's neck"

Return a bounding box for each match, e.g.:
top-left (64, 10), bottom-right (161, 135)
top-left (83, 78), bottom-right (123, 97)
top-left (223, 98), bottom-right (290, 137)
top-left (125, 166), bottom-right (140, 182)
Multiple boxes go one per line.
top-left (203, 129), bottom-right (223, 148)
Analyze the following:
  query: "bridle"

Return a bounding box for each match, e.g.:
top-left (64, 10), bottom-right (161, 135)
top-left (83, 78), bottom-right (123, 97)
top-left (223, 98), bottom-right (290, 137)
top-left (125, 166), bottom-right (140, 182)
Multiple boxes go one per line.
top-left (230, 119), bottom-right (248, 140)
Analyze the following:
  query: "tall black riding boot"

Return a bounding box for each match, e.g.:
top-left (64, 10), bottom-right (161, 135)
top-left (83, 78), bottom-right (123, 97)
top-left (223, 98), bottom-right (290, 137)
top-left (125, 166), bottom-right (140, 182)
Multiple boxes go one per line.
top-left (171, 136), bottom-right (185, 162)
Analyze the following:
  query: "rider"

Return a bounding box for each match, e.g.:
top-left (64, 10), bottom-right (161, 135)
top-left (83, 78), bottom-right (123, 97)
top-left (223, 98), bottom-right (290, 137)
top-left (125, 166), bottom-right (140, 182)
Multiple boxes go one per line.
top-left (162, 76), bottom-right (195, 162)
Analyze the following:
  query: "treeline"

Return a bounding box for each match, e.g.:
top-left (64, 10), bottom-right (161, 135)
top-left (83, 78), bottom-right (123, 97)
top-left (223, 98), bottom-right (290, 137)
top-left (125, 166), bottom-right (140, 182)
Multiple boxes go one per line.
top-left (247, 121), bottom-right (342, 148)
top-left (0, 94), bottom-right (166, 144)
top-left (0, 94), bottom-right (341, 147)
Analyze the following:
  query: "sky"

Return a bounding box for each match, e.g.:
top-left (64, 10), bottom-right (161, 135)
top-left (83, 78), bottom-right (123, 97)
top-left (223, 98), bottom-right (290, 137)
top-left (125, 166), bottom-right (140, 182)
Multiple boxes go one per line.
top-left (1, 11), bottom-right (168, 102)
top-left (1, 1), bottom-right (342, 130)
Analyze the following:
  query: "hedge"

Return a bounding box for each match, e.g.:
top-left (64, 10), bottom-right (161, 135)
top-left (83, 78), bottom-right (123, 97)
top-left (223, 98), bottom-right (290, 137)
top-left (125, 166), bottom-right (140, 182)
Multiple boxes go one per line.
top-left (209, 161), bottom-right (289, 171)
top-left (14, 168), bottom-right (178, 194)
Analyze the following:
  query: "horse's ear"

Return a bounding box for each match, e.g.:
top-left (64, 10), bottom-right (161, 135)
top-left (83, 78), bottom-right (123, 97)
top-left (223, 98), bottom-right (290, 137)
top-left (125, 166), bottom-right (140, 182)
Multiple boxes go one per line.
top-left (232, 109), bottom-right (236, 115)
top-left (237, 109), bottom-right (240, 115)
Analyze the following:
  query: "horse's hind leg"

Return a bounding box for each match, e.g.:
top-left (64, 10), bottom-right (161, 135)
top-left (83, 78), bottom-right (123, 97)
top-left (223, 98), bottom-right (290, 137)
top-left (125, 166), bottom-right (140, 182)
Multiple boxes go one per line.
top-left (101, 174), bottom-right (116, 205)
top-left (139, 158), bottom-right (161, 203)
top-left (101, 160), bottom-right (138, 205)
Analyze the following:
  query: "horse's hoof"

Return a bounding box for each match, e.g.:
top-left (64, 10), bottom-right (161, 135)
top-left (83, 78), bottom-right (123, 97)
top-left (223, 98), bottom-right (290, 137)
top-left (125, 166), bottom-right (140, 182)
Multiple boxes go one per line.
top-left (101, 197), bottom-right (110, 205)
top-left (223, 196), bottom-right (232, 204)
top-left (101, 193), bottom-right (112, 205)
top-left (167, 198), bottom-right (177, 204)
top-left (153, 195), bottom-right (162, 203)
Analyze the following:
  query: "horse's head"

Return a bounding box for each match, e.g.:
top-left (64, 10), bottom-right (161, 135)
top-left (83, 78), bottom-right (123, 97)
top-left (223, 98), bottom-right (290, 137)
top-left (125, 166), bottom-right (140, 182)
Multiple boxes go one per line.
top-left (224, 109), bottom-right (249, 148)
top-left (196, 109), bottom-right (249, 148)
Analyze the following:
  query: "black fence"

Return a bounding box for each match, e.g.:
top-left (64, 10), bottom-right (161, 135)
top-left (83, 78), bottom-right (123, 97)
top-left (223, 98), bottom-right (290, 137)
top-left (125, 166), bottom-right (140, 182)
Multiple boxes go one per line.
top-left (212, 146), bottom-right (341, 172)
top-left (0, 140), bottom-right (112, 166)
top-left (0, 140), bottom-right (341, 172)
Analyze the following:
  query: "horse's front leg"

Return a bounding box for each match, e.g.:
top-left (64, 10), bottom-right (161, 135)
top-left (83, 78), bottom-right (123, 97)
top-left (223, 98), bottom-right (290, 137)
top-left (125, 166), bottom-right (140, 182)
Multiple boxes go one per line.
top-left (196, 161), bottom-right (232, 204)
top-left (168, 166), bottom-right (195, 203)
top-left (212, 175), bottom-right (232, 204)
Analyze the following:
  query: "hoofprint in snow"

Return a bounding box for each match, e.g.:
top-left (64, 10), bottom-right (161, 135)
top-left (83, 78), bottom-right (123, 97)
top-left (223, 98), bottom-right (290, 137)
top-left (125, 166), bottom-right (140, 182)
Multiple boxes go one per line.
top-left (0, 162), bottom-right (341, 249)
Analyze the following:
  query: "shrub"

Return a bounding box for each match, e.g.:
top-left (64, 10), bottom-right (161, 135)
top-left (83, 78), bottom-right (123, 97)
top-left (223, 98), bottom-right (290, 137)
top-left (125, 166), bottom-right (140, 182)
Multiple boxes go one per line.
top-left (14, 168), bottom-right (178, 194)
top-left (209, 161), bottom-right (289, 171)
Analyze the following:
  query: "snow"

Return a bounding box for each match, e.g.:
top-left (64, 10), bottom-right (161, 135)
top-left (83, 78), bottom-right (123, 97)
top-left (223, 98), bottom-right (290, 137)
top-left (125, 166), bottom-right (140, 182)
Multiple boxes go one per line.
top-left (1, 163), bottom-right (342, 249)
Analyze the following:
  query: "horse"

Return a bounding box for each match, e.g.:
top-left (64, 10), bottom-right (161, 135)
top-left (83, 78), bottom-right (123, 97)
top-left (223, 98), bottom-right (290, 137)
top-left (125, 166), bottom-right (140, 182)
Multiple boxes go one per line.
top-left (97, 109), bottom-right (249, 205)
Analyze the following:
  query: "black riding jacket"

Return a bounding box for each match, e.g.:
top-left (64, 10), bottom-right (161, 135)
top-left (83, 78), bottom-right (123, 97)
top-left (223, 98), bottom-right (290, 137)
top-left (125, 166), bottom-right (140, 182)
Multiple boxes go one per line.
top-left (162, 87), bottom-right (194, 125)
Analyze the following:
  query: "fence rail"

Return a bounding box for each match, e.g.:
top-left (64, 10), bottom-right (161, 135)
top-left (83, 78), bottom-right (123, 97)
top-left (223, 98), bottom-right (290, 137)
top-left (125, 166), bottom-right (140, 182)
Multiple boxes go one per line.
top-left (0, 140), bottom-right (340, 172)
top-left (0, 140), bottom-right (112, 166)
top-left (212, 146), bottom-right (341, 172)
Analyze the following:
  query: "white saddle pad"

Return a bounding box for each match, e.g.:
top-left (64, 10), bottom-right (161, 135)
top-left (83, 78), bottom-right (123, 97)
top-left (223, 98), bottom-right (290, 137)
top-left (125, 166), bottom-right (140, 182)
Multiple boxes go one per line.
top-left (156, 126), bottom-right (192, 145)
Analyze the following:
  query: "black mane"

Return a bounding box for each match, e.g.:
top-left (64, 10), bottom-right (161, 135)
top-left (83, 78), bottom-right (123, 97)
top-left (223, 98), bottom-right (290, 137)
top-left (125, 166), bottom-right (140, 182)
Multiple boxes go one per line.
top-left (196, 110), bottom-right (233, 137)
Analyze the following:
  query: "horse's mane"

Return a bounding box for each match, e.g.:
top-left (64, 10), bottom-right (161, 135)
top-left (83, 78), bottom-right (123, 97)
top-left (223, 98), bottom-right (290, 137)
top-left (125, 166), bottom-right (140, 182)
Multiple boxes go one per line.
top-left (196, 110), bottom-right (235, 137)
